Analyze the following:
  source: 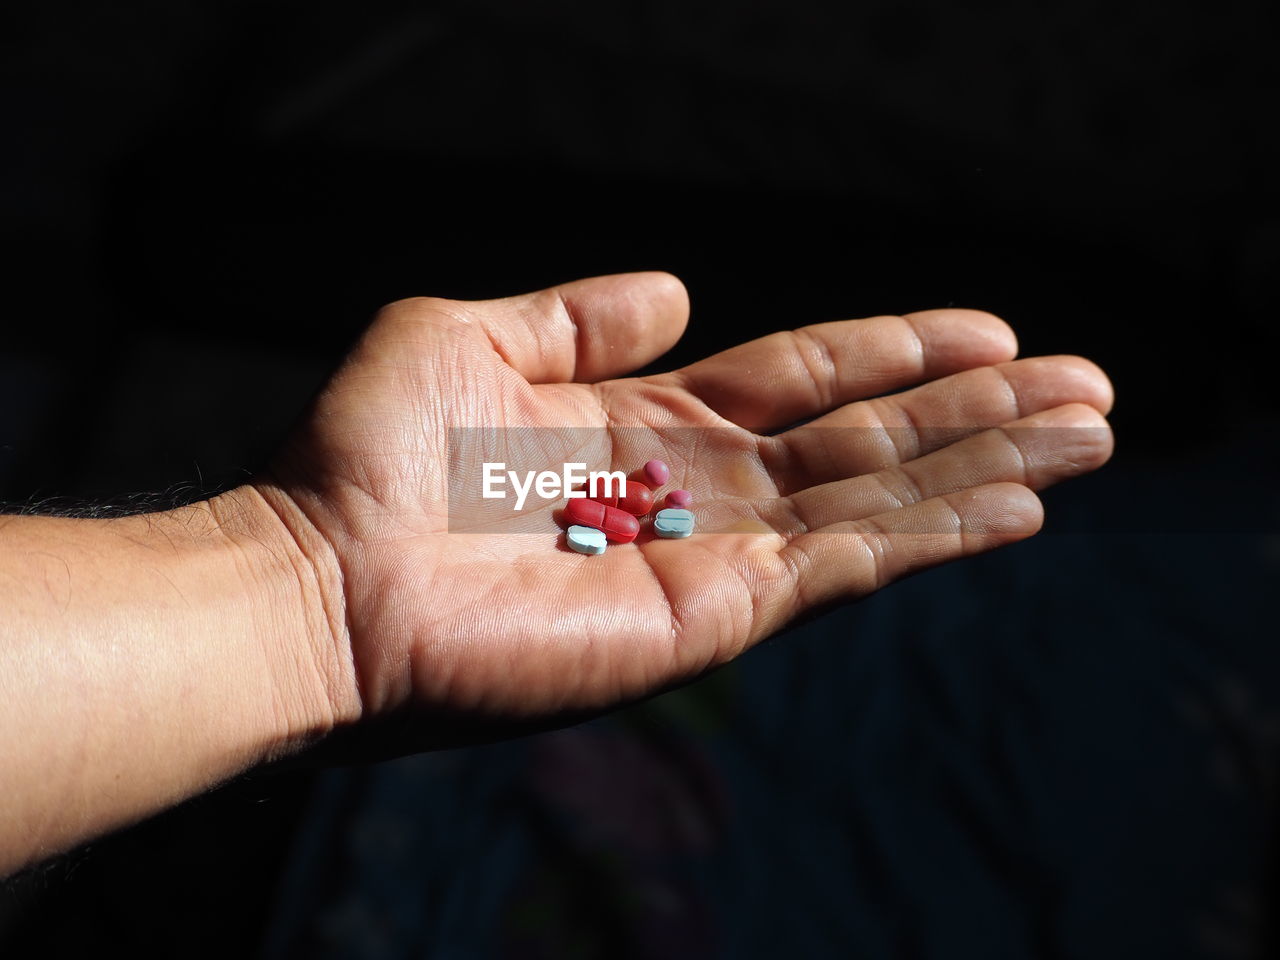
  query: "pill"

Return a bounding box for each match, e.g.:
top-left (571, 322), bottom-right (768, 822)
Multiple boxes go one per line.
top-left (664, 489), bottom-right (692, 509)
top-left (616, 480), bottom-right (654, 517)
top-left (566, 525), bottom-right (607, 555)
top-left (564, 497), bottom-right (640, 543)
top-left (644, 459), bottom-right (670, 486)
top-left (653, 508), bottom-right (695, 539)
top-left (580, 479), bottom-right (652, 515)
top-left (569, 482), bottom-right (608, 507)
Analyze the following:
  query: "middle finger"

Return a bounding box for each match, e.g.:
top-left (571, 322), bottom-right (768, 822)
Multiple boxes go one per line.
top-left (764, 355), bottom-right (1112, 494)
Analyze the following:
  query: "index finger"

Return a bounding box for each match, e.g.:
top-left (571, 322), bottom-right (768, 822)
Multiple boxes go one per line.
top-left (659, 309), bottom-right (1018, 433)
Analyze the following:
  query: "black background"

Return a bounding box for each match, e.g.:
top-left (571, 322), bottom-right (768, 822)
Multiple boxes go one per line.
top-left (2, 1), bottom-right (1278, 957)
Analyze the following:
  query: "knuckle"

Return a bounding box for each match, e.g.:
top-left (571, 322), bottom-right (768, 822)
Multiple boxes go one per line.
top-left (788, 327), bottom-right (837, 408)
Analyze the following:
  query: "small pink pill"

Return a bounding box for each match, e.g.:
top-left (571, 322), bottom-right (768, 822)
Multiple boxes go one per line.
top-left (665, 489), bottom-right (691, 508)
top-left (644, 459), bottom-right (670, 487)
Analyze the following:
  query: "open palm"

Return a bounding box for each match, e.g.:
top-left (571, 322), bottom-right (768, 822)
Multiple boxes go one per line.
top-left (265, 272), bottom-right (1112, 742)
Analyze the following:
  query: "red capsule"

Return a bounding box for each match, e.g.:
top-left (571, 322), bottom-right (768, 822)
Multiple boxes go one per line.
top-left (616, 480), bottom-right (653, 517)
top-left (601, 509), bottom-right (640, 543)
top-left (583, 480), bottom-right (653, 517)
top-left (563, 497), bottom-right (640, 543)
top-left (578, 483), bottom-right (618, 508)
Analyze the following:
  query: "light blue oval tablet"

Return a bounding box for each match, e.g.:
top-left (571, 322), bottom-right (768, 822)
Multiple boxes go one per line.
top-left (566, 524), bottom-right (607, 555)
top-left (653, 508), bottom-right (695, 539)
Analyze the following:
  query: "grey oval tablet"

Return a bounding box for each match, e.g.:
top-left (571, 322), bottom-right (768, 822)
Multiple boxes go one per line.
top-left (653, 508), bottom-right (695, 539)
top-left (566, 525), bottom-right (607, 555)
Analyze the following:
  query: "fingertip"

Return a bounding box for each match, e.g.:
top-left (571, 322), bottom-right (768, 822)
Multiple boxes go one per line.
top-left (626, 271), bottom-right (691, 350)
top-left (904, 308), bottom-right (1020, 372)
top-left (1036, 399), bottom-right (1110, 430)
top-left (558, 271), bottom-right (690, 381)
top-left (1045, 355), bottom-right (1115, 415)
top-left (962, 481), bottom-right (1045, 539)
top-left (632, 271), bottom-right (690, 324)
top-left (564, 271), bottom-right (688, 321)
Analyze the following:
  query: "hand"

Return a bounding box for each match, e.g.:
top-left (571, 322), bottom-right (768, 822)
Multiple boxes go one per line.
top-left (253, 272), bottom-right (1113, 746)
top-left (0, 271), bottom-right (1113, 872)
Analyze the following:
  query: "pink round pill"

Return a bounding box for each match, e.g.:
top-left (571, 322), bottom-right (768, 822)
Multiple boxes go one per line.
top-left (665, 489), bottom-right (691, 508)
top-left (644, 459), bottom-right (670, 486)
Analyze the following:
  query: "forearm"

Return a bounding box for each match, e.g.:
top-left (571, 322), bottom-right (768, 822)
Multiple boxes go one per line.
top-left (0, 486), bottom-right (350, 877)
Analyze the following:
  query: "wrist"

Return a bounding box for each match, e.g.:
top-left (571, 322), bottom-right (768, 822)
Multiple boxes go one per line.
top-left (203, 483), bottom-right (361, 757)
top-left (0, 494), bottom-right (354, 874)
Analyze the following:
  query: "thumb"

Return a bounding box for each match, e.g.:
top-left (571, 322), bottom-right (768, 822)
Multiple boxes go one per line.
top-left (467, 271), bottom-right (690, 383)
